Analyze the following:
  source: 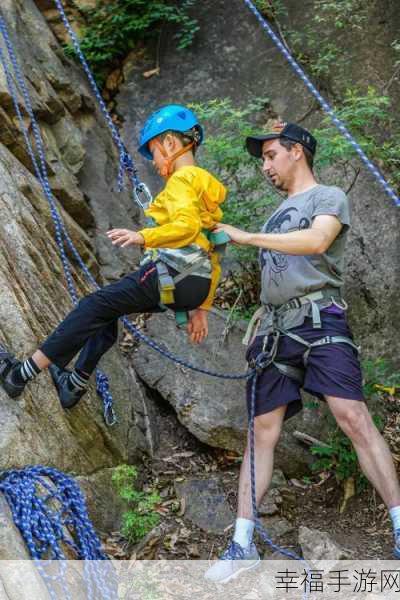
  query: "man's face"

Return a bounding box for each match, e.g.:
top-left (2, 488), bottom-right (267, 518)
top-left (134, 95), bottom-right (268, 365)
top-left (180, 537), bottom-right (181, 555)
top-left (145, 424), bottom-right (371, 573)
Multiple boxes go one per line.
top-left (261, 139), bottom-right (297, 191)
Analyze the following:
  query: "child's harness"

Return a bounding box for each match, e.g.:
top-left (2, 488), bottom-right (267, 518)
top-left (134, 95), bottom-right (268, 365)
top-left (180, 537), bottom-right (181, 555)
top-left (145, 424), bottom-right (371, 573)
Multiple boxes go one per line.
top-left (244, 287), bottom-right (360, 384)
top-left (144, 230), bottom-right (230, 326)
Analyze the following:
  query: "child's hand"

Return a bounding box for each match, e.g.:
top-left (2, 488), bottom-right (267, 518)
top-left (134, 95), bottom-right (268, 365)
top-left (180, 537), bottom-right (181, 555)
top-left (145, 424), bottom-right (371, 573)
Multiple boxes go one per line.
top-left (107, 229), bottom-right (144, 248)
top-left (187, 308), bottom-right (209, 344)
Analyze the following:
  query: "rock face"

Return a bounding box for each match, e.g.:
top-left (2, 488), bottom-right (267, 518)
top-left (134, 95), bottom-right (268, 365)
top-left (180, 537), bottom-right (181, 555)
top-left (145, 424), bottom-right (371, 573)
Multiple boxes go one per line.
top-left (0, 0), bottom-right (150, 533)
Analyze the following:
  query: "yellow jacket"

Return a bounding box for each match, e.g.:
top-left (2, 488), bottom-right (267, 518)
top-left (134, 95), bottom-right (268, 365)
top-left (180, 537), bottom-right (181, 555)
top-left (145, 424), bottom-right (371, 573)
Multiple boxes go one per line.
top-left (139, 165), bottom-right (227, 310)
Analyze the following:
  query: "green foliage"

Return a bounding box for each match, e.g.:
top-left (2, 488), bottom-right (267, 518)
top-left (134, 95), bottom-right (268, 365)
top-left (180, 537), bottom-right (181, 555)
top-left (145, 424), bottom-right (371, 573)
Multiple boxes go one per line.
top-left (190, 98), bottom-right (281, 266)
top-left (310, 413), bottom-right (384, 490)
top-left (362, 357), bottom-right (400, 399)
top-left (65, 0), bottom-right (199, 86)
top-left (254, 0), bottom-right (287, 19)
top-left (314, 87), bottom-right (400, 188)
top-left (258, 3), bottom-right (400, 189)
top-left (274, 0), bottom-right (368, 82)
top-left (313, 0), bottom-right (367, 31)
top-left (112, 465), bottom-right (161, 544)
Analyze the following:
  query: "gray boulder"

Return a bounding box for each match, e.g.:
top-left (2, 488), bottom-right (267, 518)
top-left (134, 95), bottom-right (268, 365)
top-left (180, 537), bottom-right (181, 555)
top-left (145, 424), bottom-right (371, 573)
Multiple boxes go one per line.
top-left (132, 310), bottom-right (329, 477)
top-left (299, 525), bottom-right (352, 561)
top-left (174, 477), bottom-right (234, 534)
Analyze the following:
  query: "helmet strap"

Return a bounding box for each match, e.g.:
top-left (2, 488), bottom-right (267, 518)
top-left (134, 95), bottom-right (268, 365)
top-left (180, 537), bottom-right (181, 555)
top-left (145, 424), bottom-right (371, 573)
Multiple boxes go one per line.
top-left (152, 139), bottom-right (195, 178)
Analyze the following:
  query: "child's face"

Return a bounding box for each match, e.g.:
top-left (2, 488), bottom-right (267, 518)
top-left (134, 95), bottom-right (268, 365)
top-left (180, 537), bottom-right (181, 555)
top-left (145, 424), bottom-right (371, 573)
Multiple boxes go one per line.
top-left (148, 135), bottom-right (184, 177)
top-left (148, 137), bottom-right (169, 177)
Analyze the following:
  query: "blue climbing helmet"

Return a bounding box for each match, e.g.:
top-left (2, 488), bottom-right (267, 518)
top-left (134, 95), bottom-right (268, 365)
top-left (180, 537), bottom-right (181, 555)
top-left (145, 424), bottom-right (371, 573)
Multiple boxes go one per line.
top-left (138, 104), bottom-right (204, 160)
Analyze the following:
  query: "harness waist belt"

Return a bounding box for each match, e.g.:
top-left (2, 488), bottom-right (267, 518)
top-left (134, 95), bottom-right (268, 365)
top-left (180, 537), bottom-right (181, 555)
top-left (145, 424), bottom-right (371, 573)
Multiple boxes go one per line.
top-left (243, 287), bottom-right (345, 346)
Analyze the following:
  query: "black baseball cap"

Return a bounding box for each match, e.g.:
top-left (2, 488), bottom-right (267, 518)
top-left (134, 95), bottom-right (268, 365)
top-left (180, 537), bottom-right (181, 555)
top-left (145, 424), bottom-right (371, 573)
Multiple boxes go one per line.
top-left (246, 122), bottom-right (317, 158)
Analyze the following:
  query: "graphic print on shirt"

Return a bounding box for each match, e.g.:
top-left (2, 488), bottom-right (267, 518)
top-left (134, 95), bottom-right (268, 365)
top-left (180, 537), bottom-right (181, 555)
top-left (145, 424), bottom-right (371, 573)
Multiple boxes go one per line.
top-left (260, 207), bottom-right (310, 287)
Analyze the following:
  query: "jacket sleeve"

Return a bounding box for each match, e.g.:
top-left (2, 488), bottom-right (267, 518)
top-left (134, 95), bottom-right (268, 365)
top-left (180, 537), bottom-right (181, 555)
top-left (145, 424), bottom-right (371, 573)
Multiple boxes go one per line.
top-left (138, 175), bottom-right (202, 249)
top-left (199, 251), bottom-right (221, 311)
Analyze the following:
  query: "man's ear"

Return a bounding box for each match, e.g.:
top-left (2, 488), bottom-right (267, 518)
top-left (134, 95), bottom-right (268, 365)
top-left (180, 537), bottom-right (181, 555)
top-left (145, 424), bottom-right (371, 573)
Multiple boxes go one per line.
top-left (293, 143), bottom-right (304, 162)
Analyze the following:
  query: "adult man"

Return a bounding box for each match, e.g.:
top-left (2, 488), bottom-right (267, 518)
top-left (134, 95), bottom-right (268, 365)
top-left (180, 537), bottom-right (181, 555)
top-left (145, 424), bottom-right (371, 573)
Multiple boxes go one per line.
top-left (205, 122), bottom-right (400, 582)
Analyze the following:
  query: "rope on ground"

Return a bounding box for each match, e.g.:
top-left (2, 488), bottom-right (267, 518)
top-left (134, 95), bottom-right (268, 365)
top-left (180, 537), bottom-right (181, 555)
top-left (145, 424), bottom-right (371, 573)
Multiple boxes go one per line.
top-left (0, 466), bottom-right (116, 600)
top-left (243, 0), bottom-right (400, 208)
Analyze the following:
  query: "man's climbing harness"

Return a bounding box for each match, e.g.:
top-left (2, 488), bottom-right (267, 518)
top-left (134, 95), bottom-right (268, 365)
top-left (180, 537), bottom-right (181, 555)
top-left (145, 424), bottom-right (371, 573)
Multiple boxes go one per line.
top-left (244, 287), bottom-right (359, 384)
top-left (0, 466), bottom-right (116, 600)
top-left (243, 0), bottom-right (400, 208)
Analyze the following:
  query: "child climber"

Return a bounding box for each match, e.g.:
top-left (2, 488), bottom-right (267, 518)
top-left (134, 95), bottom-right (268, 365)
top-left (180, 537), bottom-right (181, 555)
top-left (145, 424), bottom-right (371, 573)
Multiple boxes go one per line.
top-left (0, 104), bottom-right (227, 409)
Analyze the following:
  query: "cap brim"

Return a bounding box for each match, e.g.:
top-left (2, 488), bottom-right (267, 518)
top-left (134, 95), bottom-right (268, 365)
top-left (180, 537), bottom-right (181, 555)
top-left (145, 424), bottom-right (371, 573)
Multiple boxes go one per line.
top-left (245, 134), bottom-right (280, 158)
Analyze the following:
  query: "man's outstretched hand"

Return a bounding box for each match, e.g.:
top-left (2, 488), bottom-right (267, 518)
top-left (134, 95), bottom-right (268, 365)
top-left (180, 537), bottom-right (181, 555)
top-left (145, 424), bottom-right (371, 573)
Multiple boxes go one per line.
top-left (187, 308), bottom-right (209, 344)
top-left (213, 223), bottom-right (251, 245)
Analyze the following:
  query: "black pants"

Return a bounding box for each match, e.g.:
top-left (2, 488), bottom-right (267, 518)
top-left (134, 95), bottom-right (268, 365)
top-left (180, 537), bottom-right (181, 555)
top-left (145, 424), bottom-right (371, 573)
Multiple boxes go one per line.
top-left (40, 262), bottom-right (210, 374)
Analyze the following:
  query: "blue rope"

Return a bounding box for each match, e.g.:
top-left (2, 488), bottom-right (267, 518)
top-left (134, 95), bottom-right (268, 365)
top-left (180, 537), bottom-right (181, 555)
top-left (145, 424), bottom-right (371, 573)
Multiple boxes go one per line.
top-left (243, 0), bottom-right (400, 208)
top-left (0, 466), bottom-right (116, 600)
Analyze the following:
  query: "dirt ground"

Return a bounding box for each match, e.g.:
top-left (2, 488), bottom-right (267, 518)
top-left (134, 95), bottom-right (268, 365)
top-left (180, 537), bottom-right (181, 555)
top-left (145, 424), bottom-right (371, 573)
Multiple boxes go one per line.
top-left (105, 399), bottom-right (396, 562)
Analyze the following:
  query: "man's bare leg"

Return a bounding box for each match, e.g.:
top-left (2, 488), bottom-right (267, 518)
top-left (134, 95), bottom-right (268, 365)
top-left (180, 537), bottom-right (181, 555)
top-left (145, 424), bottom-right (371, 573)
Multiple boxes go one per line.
top-left (326, 396), bottom-right (400, 508)
top-left (204, 405), bottom-right (287, 581)
top-left (232, 405), bottom-right (286, 549)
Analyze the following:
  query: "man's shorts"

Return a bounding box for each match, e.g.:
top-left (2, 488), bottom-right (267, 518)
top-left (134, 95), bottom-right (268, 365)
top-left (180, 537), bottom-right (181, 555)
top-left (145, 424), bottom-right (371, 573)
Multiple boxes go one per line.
top-left (245, 312), bottom-right (365, 420)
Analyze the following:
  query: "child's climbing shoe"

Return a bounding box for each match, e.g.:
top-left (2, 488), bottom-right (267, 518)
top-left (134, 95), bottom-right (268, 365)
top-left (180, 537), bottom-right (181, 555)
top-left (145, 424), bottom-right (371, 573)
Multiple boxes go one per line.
top-left (204, 540), bottom-right (260, 583)
top-left (394, 529), bottom-right (400, 559)
top-left (49, 364), bottom-right (86, 409)
top-left (0, 345), bottom-right (26, 399)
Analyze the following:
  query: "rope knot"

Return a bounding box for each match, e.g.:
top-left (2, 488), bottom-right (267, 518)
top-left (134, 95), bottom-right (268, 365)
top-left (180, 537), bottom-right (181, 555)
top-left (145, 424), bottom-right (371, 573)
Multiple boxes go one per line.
top-left (96, 371), bottom-right (117, 426)
top-left (249, 351), bottom-right (272, 374)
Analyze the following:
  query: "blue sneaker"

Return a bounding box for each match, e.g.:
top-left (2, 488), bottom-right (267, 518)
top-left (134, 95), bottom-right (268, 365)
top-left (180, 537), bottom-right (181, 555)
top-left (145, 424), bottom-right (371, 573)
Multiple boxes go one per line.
top-left (204, 540), bottom-right (260, 583)
top-left (394, 529), bottom-right (400, 559)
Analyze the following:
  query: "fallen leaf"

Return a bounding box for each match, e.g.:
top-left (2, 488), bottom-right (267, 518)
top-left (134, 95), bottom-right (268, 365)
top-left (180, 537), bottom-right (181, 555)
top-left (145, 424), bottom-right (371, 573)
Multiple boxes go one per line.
top-left (143, 67), bottom-right (160, 79)
top-left (172, 451), bottom-right (195, 458)
top-left (178, 497), bottom-right (186, 517)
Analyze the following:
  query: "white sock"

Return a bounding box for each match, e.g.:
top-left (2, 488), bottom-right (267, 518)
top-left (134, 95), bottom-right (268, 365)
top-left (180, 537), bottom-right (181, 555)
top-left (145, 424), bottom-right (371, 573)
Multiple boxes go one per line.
top-left (232, 518), bottom-right (255, 549)
top-left (389, 506), bottom-right (400, 531)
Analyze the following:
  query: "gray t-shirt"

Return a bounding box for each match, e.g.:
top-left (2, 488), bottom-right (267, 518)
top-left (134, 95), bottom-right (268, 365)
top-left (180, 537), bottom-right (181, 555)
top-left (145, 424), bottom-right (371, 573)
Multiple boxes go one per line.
top-left (260, 184), bottom-right (350, 307)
